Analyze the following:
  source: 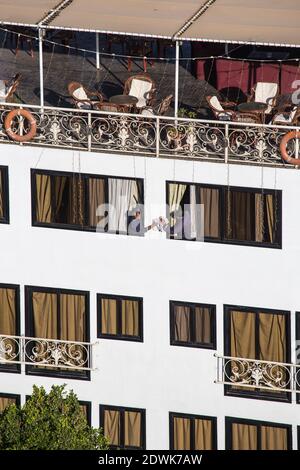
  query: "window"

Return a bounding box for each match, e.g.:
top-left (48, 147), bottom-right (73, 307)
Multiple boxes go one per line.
top-left (31, 169), bottom-right (144, 235)
top-left (225, 417), bottom-right (292, 450)
top-left (224, 305), bottom-right (290, 401)
top-left (97, 294), bottom-right (143, 342)
top-left (100, 405), bottom-right (146, 449)
top-left (0, 166), bottom-right (9, 224)
top-left (79, 401), bottom-right (91, 426)
top-left (0, 284), bottom-right (20, 373)
top-left (296, 313), bottom-right (300, 403)
top-left (170, 413), bottom-right (217, 450)
top-left (0, 393), bottom-right (20, 413)
top-left (170, 301), bottom-right (216, 349)
top-left (166, 182), bottom-right (281, 248)
top-left (25, 286), bottom-right (90, 380)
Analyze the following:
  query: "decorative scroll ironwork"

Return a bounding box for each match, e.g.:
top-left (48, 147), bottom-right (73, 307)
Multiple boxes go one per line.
top-left (0, 104), bottom-right (299, 167)
top-left (0, 335), bottom-right (93, 370)
top-left (216, 355), bottom-right (300, 393)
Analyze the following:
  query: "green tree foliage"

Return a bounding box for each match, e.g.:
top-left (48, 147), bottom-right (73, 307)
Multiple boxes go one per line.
top-left (0, 385), bottom-right (109, 450)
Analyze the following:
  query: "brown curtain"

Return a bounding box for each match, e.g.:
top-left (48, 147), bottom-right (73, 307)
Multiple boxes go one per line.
top-left (0, 397), bottom-right (16, 413)
top-left (227, 190), bottom-right (253, 241)
top-left (195, 419), bottom-right (213, 450)
top-left (0, 288), bottom-right (16, 335)
top-left (230, 310), bottom-right (256, 359)
top-left (89, 178), bottom-right (106, 227)
top-left (101, 298), bottom-right (117, 335)
top-left (0, 169), bottom-right (4, 219)
top-left (261, 426), bottom-right (288, 450)
top-left (104, 409), bottom-right (120, 446)
top-left (35, 174), bottom-right (52, 223)
top-left (60, 294), bottom-right (86, 342)
top-left (231, 423), bottom-right (258, 450)
top-left (195, 307), bottom-right (211, 344)
top-left (198, 187), bottom-right (220, 238)
top-left (122, 300), bottom-right (139, 336)
top-left (174, 306), bottom-right (191, 342)
top-left (32, 292), bottom-right (57, 339)
top-left (169, 184), bottom-right (187, 227)
top-left (259, 313), bottom-right (286, 363)
top-left (173, 417), bottom-right (191, 450)
top-left (80, 404), bottom-right (88, 420)
top-left (266, 194), bottom-right (275, 243)
top-left (67, 176), bottom-right (85, 225)
top-left (124, 411), bottom-right (141, 447)
top-left (255, 193), bottom-right (264, 242)
top-left (54, 175), bottom-right (68, 221)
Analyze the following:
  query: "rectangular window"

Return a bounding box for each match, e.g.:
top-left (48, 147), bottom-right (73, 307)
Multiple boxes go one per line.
top-left (170, 412), bottom-right (217, 450)
top-left (0, 393), bottom-right (20, 413)
top-left (170, 301), bottom-right (216, 349)
top-left (79, 401), bottom-right (91, 426)
top-left (226, 417), bottom-right (292, 450)
top-left (0, 166), bottom-right (9, 224)
top-left (100, 405), bottom-right (146, 449)
top-left (25, 286), bottom-right (89, 380)
top-left (31, 170), bottom-right (143, 235)
top-left (166, 182), bottom-right (281, 248)
top-left (97, 294), bottom-right (143, 342)
top-left (224, 305), bottom-right (290, 401)
top-left (0, 284), bottom-right (20, 374)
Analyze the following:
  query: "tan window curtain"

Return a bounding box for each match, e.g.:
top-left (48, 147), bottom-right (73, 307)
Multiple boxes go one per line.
top-left (227, 190), bottom-right (253, 241)
top-left (174, 306), bottom-right (191, 342)
top-left (255, 193), bottom-right (263, 242)
top-left (198, 187), bottom-right (220, 238)
top-left (32, 292), bottom-right (57, 339)
top-left (0, 288), bottom-right (16, 335)
top-left (89, 178), bottom-right (105, 227)
top-left (35, 174), bottom-right (52, 223)
top-left (259, 313), bottom-right (286, 363)
top-left (104, 409), bottom-right (120, 446)
top-left (173, 417), bottom-right (191, 450)
top-left (122, 300), bottom-right (139, 337)
top-left (101, 298), bottom-right (117, 335)
top-left (67, 176), bottom-right (85, 226)
top-left (0, 397), bottom-right (16, 413)
top-left (195, 419), bottom-right (213, 450)
top-left (266, 194), bottom-right (275, 243)
top-left (195, 307), bottom-right (211, 344)
top-left (230, 310), bottom-right (256, 359)
top-left (54, 175), bottom-right (68, 220)
top-left (0, 169), bottom-right (3, 219)
top-left (169, 184), bottom-right (187, 227)
top-left (261, 426), bottom-right (288, 450)
top-left (80, 404), bottom-right (88, 419)
top-left (124, 411), bottom-right (142, 447)
top-left (231, 423), bottom-right (258, 450)
top-left (60, 294), bottom-right (86, 342)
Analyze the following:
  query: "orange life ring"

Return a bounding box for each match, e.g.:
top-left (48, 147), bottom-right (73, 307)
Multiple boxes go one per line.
top-left (280, 130), bottom-right (300, 165)
top-left (4, 109), bottom-right (37, 143)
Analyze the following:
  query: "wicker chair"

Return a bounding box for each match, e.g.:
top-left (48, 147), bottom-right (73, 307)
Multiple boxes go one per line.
top-left (271, 105), bottom-right (300, 126)
top-left (94, 102), bottom-right (121, 113)
top-left (0, 73), bottom-right (22, 104)
top-left (141, 94), bottom-right (173, 117)
top-left (68, 81), bottom-right (104, 109)
top-left (248, 82), bottom-right (279, 115)
top-left (123, 74), bottom-right (156, 111)
top-left (206, 95), bottom-right (260, 124)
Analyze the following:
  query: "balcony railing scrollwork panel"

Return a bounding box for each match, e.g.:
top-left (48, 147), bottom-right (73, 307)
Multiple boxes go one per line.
top-left (0, 103), bottom-right (299, 167)
top-left (215, 354), bottom-right (300, 393)
top-left (0, 334), bottom-right (94, 370)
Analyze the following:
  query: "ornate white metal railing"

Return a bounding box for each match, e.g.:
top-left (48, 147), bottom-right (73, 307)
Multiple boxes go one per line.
top-left (0, 334), bottom-right (94, 370)
top-left (215, 354), bottom-right (300, 393)
top-left (0, 103), bottom-right (299, 167)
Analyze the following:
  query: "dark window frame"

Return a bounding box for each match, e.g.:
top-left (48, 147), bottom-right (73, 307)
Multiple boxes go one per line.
top-left (31, 169), bottom-right (144, 235)
top-left (0, 283), bottom-right (21, 375)
top-left (225, 416), bottom-right (292, 450)
top-left (99, 404), bottom-right (146, 450)
top-left (170, 300), bottom-right (216, 350)
top-left (224, 304), bottom-right (291, 403)
top-left (169, 412), bottom-right (217, 450)
top-left (0, 392), bottom-right (20, 411)
top-left (0, 166), bottom-right (9, 224)
top-left (166, 181), bottom-right (282, 249)
top-left (79, 400), bottom-right (92, 426)
top-left (97, 293), bottom-right (143, 342)
top-left (25, 285), bottom-right (90, 381)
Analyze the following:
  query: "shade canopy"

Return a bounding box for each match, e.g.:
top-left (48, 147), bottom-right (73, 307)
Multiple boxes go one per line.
top-left (0, 0), bottom-right (300, 47)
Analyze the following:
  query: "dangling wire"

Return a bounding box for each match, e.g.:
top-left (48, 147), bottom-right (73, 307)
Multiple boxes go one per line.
top-left (78, 151), bottom-right (84, 226)
top-left (260, 163), bottom-right (265, 242)
top-left (226, 162), bottom-right (231, 238)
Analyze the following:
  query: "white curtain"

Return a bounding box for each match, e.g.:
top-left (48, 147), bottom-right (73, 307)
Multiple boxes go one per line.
top-left (108, 179), bottom-right (139, 233)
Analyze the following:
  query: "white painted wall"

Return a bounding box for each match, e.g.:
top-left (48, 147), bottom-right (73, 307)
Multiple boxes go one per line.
top-left (0, 142), bottom-right (300, 450)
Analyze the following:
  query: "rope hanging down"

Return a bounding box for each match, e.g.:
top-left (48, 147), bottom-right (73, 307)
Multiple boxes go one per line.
top-left (2, 25), bottom-right (300, 63)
